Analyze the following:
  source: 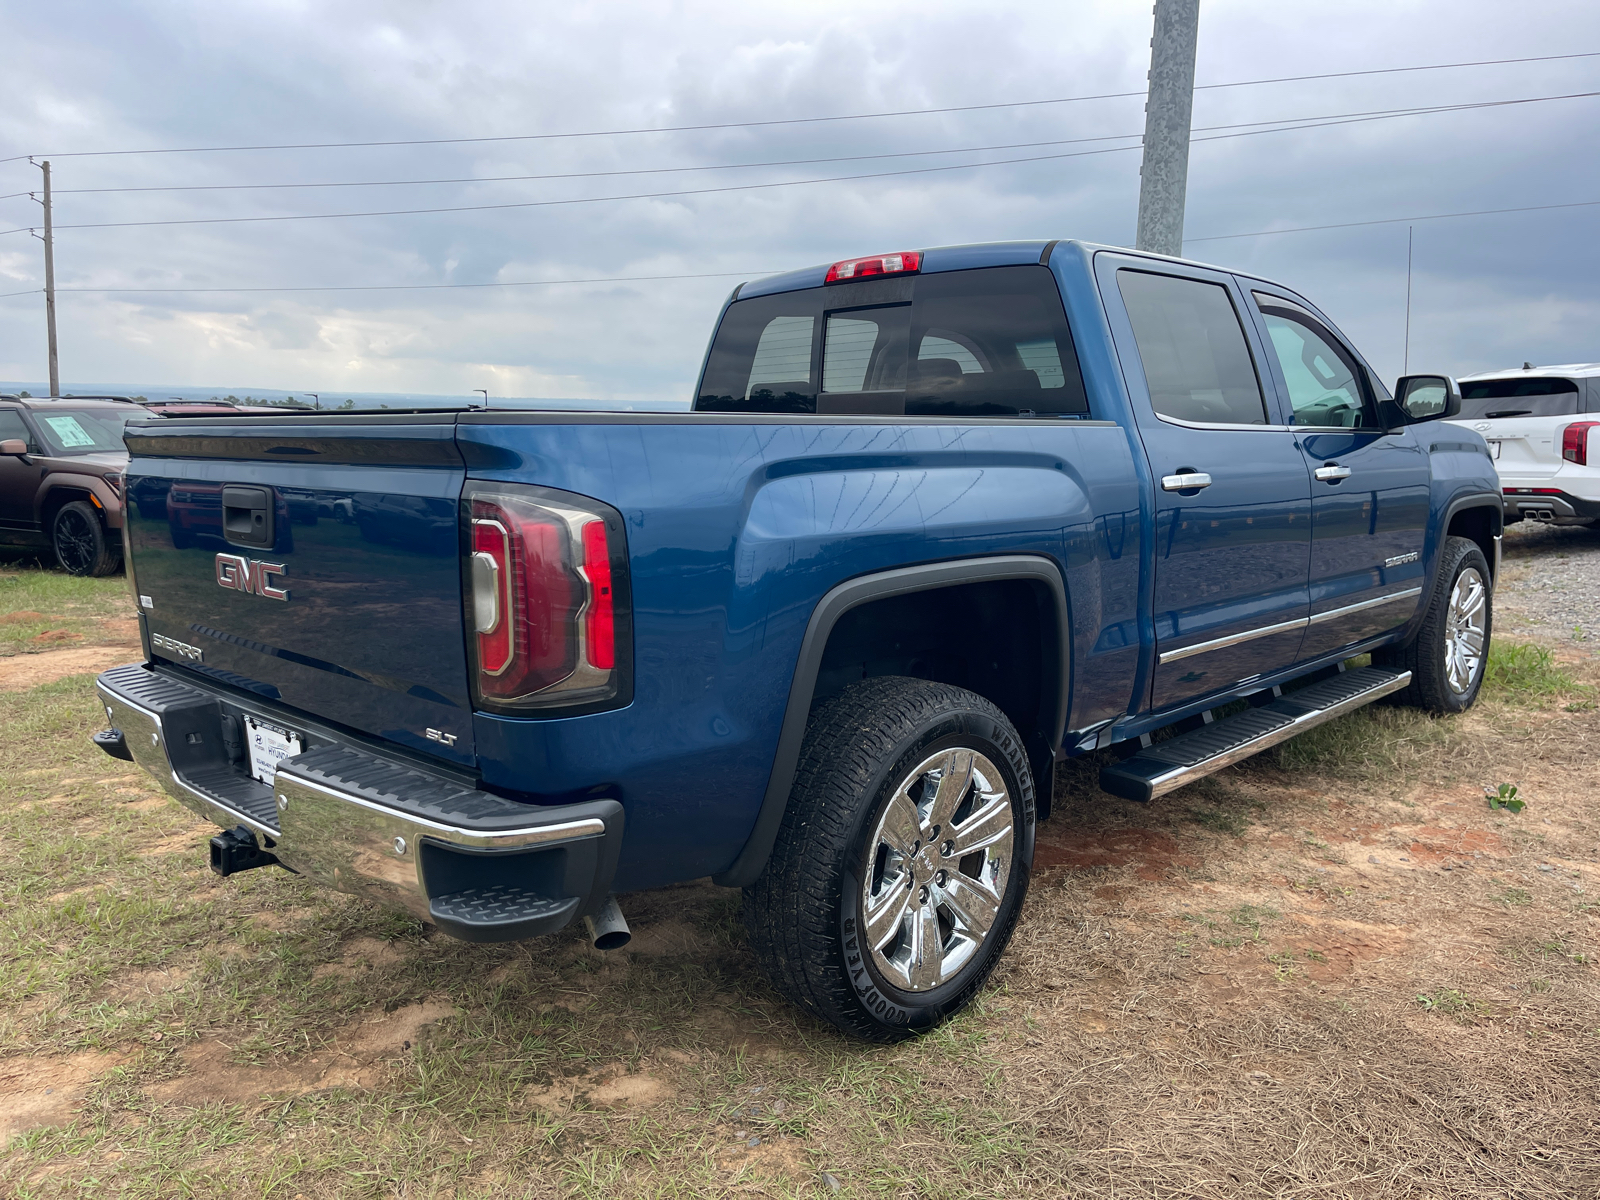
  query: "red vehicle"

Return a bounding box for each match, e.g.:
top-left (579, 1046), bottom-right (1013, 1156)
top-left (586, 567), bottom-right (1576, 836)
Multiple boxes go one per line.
top-left (139, 399), bottom-right (290, 416)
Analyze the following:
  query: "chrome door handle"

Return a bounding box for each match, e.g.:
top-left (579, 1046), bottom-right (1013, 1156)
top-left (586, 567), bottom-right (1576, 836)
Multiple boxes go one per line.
top-left (1314, 464), bottom-right (1352, 482)
top-left (1161, 472), bottom-right (1212, 491)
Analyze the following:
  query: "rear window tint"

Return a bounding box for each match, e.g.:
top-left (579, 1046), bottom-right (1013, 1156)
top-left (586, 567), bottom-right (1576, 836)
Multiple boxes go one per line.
top-left (697, 292), bottom-right (819, 413)
top-left (1117, 270), bottom-right (1267, 425)
top-left (1457, 377), bottom-right (1581, 419)
top-left (823, 306), bottom-right (910, 394)
top-left (694, 265), bottom-right (1088, 417)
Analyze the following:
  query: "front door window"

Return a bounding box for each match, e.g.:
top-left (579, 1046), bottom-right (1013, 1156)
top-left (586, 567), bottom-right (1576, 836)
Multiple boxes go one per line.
top-left (1254, 293), bottom-right (1372, 429)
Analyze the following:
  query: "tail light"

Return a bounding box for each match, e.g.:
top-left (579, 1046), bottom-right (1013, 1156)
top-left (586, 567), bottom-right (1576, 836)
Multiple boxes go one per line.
top-left (464, 482), bottom-right (629, 714)
top-left (1561, 421), bottom-right (1598, 465)
top-left (825, 251), bottom-right (921, 284)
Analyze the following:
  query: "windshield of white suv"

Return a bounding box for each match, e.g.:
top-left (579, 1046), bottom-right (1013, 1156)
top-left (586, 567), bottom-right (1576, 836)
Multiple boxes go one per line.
top-left (30, 408), bottom-right (136, 456)
top-left (1457, 378), bottom-right (1581, 420)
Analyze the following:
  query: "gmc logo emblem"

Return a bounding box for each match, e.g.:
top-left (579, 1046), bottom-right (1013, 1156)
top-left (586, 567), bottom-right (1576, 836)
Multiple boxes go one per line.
top-left (215, 553), bottom-right (290, 601)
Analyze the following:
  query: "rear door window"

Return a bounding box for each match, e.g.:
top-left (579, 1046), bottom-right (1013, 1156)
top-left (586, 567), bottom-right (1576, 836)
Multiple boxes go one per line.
top-left (694, 264), bottom-right (1087, 417)
top-left (1457, 377), bottom-right (1581, 420)
top-left (1116, 270), bottom-right (1267, 425)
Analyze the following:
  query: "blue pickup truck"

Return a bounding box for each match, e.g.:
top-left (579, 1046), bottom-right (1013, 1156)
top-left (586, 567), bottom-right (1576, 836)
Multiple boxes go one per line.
top-left (94, 240), bottom-right (1501, 1041)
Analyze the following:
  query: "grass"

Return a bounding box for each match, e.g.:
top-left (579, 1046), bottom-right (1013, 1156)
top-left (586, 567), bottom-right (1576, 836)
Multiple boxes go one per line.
top-left (0, 563), bottom-right (133, 656)
top-left (4, 566), bottom-right (1600, 1197)
top-left (1482, 641), bottom-right (1587, 702)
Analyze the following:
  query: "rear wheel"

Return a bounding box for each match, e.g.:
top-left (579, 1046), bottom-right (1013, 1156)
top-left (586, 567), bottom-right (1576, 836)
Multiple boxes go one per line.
top-left (743, 677), bottom-right (1035, 1042)
top-left (1375, 535), bottom-right (1491, 713)
top-left (52, 501), bottom-right (121, 576)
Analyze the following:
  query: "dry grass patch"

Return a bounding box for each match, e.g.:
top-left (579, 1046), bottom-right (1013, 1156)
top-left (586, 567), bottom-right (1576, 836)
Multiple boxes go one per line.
top-left (0, 570), bottom-right (1597, 1196)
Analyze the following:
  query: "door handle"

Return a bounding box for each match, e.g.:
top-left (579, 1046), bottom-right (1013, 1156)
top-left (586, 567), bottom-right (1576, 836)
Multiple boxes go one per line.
top-left (1161, 471), bottom-right (1212, 492)
top-left (1314, 464), bottom-right (1352, 482)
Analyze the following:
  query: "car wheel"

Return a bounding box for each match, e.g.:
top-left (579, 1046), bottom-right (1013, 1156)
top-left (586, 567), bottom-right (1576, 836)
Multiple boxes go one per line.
top-left (1375, 535), bottom-right (1492, 714)
top-left (743, 676), bottom-right (1035, 1042)
top-left (52, 501), bottom-right (121, 577)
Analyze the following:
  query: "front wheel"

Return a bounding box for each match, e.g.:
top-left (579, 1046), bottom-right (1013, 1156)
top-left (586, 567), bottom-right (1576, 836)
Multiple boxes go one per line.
top-left (52, 501), bottom-right (121, 577)
top-left (1375, 535), bottom-right (1492, 713)
top-left (743, 677), bottom-right (1035, 1042)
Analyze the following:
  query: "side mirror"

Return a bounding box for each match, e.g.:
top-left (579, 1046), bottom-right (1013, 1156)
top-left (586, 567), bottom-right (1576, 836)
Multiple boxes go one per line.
top-left (0, 438), bottom-right (28, 456)
top-left (1393, 374), bottom-right (1461, 422)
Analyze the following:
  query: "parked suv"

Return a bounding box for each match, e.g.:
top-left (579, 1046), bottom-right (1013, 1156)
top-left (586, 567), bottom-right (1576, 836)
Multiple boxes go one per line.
top-left (1447, 364), bottom-right (1600, 527)
top-left (0, 395), bottom-right (142, 575)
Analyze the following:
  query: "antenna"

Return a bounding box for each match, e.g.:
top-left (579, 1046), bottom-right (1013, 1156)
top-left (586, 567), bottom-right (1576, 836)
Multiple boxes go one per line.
top-left (1403, 225), bottom-right (1413, 374)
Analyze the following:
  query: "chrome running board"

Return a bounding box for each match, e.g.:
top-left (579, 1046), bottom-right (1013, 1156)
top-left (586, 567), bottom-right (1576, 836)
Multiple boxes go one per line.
top-left (1099, 666), bottom-right (1412, 803)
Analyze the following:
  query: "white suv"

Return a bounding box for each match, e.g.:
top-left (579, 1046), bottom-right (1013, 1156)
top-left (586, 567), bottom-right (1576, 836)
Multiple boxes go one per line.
top-left (1448, 363), bottom-right (1600, 528)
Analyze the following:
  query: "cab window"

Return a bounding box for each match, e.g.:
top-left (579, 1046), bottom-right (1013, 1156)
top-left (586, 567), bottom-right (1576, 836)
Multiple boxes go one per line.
top-left (695, 265), bottom-right (1088, 418)
top-left (1252, 292), bottom-right (1374, 428)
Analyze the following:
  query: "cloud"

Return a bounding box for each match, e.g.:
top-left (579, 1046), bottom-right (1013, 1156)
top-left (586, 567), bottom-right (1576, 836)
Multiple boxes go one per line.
top-left (2, 0), bottom-right (1598, 398)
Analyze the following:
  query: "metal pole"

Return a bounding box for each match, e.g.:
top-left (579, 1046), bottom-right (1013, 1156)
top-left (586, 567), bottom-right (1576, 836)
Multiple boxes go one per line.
top-left (40, 160), bottom-right (60, 397)
top-left (1134, 0), bottom-right (1201, 258)
top-left (1403, 225), bottom-right (1414, 373)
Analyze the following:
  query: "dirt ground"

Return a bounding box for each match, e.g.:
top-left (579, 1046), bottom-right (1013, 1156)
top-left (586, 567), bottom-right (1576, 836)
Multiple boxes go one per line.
top-left (1, 565), bottom-right (1597, 1198)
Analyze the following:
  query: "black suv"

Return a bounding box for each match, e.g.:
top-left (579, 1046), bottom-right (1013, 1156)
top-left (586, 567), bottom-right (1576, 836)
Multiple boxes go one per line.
top-left (0, 395), bottom-right (141, 575)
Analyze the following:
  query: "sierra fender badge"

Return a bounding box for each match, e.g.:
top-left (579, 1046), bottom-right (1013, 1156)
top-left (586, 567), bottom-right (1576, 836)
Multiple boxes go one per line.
top-left (216, 553), bottom-right (289, 601)
top-left (1384, 551), bottom-right (1420, 567)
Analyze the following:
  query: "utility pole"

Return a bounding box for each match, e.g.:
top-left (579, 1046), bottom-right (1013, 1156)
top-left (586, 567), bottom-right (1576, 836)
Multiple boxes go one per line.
top-left (1134, 0), bottom-right (1201, 258)
top-left (38, 160), bottom-right (60, 397)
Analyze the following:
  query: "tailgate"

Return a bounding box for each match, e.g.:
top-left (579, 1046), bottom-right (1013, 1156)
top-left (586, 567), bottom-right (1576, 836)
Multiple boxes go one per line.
top-left (1464, 415), bottom-right (1562, 480)
top-left (123, 415), bottom-right (475, 767)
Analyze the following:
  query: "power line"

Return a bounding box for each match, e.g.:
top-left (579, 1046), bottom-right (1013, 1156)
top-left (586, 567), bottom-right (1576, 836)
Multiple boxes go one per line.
top-left (4, 195), bottom-right (1598, 301)
top-left (1, 91), bottom-right (1552, 199)
top-left (0, 133), bottom-right (1146, 199)
top-left (1, 270), bottom-right (765, 298)
top-left (1186, 197), bottom-right (1600, 242)
top-left (2, 50), bottom-right (1595, 166)
top-left (5, 90), bottom-right (1595, 238)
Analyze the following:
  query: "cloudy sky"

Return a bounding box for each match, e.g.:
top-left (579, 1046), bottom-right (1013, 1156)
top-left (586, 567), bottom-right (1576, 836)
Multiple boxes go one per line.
top-left (2, 0), bottom-right (1598, 405)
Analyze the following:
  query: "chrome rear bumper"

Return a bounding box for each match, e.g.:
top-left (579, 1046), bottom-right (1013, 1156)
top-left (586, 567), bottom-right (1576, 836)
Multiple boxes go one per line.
top-left (95, 663), bottom-right (623, 941)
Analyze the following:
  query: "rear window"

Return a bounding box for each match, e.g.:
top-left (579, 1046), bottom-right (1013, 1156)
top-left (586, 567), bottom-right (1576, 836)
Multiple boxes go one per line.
top-left (31, 409), bottom-right (135, 455)
top-left (695, 265), bottom-right (1089, 418)
top-left (1457, 377), bottom-right (1581, 420)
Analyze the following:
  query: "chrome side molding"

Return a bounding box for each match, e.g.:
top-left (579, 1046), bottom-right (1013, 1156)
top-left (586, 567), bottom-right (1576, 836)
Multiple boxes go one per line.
top-left (1158, 588), bottom-right (1423, 665)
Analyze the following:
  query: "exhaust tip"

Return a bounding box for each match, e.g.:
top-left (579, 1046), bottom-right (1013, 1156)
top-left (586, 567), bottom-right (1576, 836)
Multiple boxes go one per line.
top-left (583, 895), bottom-right (631, 951)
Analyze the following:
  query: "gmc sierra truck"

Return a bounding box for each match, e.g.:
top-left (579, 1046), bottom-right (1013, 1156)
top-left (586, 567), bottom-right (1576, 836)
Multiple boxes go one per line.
top-left (93, 239), bottom-right (1502, 1042)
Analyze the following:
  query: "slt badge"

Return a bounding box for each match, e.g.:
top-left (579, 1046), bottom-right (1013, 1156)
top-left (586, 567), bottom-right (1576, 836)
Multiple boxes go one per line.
top-left (216, 553), bottom-right (290, 601)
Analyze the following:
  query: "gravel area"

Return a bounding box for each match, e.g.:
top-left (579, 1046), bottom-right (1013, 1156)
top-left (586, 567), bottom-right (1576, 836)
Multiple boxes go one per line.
top-left (1493, 519), bottom-right (1600, 652)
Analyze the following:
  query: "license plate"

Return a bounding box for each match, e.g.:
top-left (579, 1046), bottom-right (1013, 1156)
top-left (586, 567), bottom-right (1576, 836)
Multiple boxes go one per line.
top-left (1488, 440), bottom-right (1502, 459)
top-left (243, 716), bottom-right (303, 784)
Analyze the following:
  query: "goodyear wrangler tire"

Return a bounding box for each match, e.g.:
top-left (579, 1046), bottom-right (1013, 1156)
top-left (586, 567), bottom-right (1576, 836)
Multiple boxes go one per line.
top-left (743, 676), bottom-right (1035, 1042)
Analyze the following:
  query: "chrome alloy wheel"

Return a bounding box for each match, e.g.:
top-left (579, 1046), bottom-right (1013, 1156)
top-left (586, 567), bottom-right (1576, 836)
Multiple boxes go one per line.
top-left (860, 747), bottom-right (1015, 992)
top-left (1444, 566), bottom-right (1488, 695)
